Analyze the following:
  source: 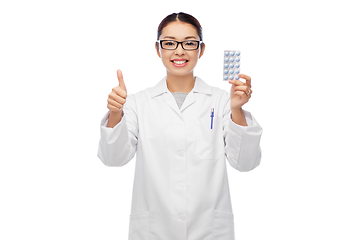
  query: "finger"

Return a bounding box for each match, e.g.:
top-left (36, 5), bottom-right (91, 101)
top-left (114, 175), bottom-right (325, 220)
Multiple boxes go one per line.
top-left (107, 98), bottom-right (123, 109)
top-left (233, 86), bottom-right (251, 96)
top-left (234, 90), bottom-right (251, 98)
top-left (109, 91), bottom-right (126, 104)
top-left (112, 86), bottom-right (127, 99)
top-left (234, 91), bottom-right (246, 98)
top-left (107, 103), bottom-right (123, 112)
top-left (117, 69), bottom-right (127, 92)
top-left (233, 85), bottom-right (249, 92)
top-left (239, 74), bottom-right (251, 88)
top-left (229, 79), bottom-right (245, 86)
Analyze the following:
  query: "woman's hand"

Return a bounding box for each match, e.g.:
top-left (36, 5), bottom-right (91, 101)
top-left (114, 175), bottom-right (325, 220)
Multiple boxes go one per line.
top-left (107, 69), bottom-right (127, 113)
top-left (229, 74), bottom-right (252, 110)
top-left (228, 74), bottom-right (252, 126)
top-left (106, 69), bottom-right (127, 128)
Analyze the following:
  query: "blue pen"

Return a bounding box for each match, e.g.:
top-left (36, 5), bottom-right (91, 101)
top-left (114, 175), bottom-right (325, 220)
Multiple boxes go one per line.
top-left (210, 108), bottom-right (214, 129)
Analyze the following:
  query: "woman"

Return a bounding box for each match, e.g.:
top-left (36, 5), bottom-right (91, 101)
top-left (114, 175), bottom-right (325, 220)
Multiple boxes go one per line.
top-left (98, 12), bottom-right (262, 240)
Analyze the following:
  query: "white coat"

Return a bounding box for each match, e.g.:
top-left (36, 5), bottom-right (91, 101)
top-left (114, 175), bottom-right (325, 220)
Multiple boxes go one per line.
top-left (98, 76), bottom-right (263, 240)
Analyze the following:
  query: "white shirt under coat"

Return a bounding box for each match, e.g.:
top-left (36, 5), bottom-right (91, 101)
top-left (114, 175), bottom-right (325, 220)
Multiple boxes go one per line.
top-left (98, 76), bottom-right (263, 240)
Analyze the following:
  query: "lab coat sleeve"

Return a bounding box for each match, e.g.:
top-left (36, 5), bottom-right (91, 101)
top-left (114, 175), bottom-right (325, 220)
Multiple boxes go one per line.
top-left (97, 94), bottom-right (138, 166)
top-left (223, 97), bottom-right (263, 172)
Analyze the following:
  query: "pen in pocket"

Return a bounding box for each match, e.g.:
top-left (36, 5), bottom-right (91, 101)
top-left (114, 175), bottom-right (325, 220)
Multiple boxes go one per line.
top-left (210, 108), bottom-right (214, 129)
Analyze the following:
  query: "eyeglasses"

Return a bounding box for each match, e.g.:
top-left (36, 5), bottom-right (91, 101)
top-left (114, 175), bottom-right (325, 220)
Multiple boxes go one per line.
top-left (157, 40), bottom-right (202, 51)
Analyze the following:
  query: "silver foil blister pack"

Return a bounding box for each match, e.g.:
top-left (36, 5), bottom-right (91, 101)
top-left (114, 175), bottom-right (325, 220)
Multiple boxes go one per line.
top-left (223, 50), bottom-right (241, 81)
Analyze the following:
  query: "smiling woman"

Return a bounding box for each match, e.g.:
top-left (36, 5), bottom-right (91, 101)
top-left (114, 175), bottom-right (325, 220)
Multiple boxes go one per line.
top-left (98, 12), bottom-right (262, 240)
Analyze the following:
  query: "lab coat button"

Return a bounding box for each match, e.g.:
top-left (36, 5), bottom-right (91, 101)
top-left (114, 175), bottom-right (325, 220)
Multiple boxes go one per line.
top-left (177, 151), bottom-right (185, 158)
top-left (178, 214), bottom-right (186, 221)
top-left (177, 182), bottom-right (185, 189)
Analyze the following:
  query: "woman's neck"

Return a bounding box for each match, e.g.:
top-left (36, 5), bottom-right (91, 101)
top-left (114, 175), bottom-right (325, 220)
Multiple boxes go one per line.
top-left (166, 72), bottom-right (195, 93)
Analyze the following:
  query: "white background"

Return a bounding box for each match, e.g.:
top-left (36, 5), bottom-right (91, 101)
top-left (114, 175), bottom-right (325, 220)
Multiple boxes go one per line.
top-left (1, 0), bottom-right (359, 239)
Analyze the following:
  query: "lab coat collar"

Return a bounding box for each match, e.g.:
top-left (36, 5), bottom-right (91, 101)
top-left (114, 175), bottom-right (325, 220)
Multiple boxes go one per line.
top-left (150, 76), bottom-right (212, 98)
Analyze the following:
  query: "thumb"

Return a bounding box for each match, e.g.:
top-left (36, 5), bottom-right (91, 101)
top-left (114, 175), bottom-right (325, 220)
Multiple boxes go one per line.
top-left (117, 69), bottom-right (127, 92)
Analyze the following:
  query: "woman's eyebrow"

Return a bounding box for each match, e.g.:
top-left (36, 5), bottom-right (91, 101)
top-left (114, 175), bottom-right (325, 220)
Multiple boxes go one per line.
top-left (163, 36), bottom-right (176, 39)
top-left (163, 36), bottom-right (197, 40)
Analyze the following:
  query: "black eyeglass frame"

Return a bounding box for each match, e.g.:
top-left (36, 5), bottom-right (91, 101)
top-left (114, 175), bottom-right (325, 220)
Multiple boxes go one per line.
top-left (157, 40), bottom-right (203, 51)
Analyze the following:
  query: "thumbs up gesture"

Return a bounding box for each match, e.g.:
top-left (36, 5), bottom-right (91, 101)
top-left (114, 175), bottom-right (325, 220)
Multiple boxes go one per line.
top-left (107, 69), bottom-right (127, 113)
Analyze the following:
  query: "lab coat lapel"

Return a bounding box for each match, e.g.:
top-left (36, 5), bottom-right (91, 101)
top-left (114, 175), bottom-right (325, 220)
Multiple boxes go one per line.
top-left (180, 91), bottom-right (195, 112)
top-left (163, 91), bottom-right (182, 117)
top-left (151, 77), bottom-right (182, 117)
top-left (180, 77), bottom-right (211, 111)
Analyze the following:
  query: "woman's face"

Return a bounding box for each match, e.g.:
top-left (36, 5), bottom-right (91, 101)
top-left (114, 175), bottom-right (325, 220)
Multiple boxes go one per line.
top-left (156, 21), bottom-right (205, 78)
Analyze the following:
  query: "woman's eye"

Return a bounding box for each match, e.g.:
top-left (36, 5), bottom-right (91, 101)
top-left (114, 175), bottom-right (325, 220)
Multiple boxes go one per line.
top-left (185, 41), bottom-right (196, 46)
top-left (164, 41), bottom-right (175, 46)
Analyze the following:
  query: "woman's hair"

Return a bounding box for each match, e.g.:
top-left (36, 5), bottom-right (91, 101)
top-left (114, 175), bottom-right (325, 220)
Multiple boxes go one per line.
top-left (157, 12), bottom-right (203, 42)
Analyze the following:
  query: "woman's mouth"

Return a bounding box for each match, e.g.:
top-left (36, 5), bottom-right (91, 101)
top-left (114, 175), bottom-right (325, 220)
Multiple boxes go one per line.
top-left (171, 59), bottom-right (189, 67)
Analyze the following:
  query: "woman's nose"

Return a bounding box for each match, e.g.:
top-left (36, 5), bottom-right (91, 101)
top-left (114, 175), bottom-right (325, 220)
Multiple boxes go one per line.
top-left (174, 43), bottom-right (185, 55)
top-left (175, 48), bottom-right (185, 55)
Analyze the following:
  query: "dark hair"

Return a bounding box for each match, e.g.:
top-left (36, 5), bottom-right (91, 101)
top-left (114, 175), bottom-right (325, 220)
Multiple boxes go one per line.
top-left (157, 12), bottom-right (203, 42)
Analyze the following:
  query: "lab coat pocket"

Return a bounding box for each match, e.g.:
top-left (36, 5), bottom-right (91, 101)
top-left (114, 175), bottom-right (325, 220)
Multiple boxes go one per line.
top-left (213, 210), bottom-right (235, 240)
top-left (129, 211), bottom-right (150, 240)
top-left (195, 117), bottom-right (224, 160)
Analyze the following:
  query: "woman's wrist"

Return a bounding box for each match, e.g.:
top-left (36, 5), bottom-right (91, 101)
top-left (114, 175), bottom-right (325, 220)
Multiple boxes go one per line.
top-left (107, 110), bottom-right (123, 128)
top-left (230, 107), bottom-right (247, 126)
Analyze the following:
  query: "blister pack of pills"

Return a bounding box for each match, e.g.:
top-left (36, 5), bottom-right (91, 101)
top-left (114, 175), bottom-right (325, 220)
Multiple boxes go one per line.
top-left (223, 50), bottom-right (241, 81)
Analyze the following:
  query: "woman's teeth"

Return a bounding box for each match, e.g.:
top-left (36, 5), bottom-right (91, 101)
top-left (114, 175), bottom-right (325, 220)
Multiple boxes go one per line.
top-left (173, 60), bottom-right (187, 64)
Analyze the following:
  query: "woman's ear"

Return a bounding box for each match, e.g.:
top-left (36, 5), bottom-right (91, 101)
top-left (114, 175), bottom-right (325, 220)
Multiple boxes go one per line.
top-left (199, 43), bottom-right (205, 59)
top-left (155, 42), bottom-right (161, 58)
